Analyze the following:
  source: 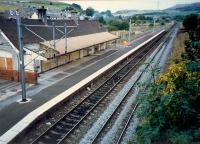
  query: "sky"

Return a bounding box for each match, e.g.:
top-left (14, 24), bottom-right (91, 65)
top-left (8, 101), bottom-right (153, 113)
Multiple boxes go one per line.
top-left (60, 0), bottom-right (200, 12)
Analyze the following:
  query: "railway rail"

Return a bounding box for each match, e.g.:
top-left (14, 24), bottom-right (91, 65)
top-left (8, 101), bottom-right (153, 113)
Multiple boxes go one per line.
top-left (89, 25), bottom-right (175, 144)
top-left (30, 29), bottom-right (168, 144)
top-left (90, 24), bottom-right (177, 144)
top-left (114, 24), bottom-right (178, 144)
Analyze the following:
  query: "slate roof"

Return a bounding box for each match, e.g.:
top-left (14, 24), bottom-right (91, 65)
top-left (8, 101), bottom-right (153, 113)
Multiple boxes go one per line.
top-left (0, 19), bottom-right (106, 49)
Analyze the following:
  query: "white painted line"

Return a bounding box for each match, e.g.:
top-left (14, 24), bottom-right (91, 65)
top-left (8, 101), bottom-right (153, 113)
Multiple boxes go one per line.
top-left (0, 30), bottom-right (165, 144)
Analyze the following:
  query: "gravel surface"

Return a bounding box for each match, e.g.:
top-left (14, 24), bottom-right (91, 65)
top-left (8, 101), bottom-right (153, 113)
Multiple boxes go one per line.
top-left (79, 58), bottom-right (150, 144)
top-left (80, 35), bottom-right (166, 144)
top-left (15, 48), bottom-right (139, 144)
top-left (100, 88), bottom-right (139, 144)
top-left (120, 27), bottom-right (178, 144)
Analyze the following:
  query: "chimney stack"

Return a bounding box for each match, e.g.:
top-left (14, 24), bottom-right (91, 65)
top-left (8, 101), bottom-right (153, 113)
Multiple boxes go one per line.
top-left (37, 6), bottom-right (47, 23)
top-left (71, 11), bottom-right (79, 25)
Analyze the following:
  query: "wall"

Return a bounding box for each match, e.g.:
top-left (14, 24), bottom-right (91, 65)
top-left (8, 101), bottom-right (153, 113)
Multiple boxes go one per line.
top-left (0, 70), bottom-right (37, 84)
top-left (40, 40), bottom-right (117, 73)
top-left (0, 45), bottom-right (18, 71)
top-left (24, 46), bottom-right (47, 73)
top-left (0, 30), bottom-right (19, 71)
top-left (0, 31), bottom-right (38, 84)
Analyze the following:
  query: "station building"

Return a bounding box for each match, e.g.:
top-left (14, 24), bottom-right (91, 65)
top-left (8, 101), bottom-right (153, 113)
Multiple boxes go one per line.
top-left (0, 19), bottom-right (119, 83)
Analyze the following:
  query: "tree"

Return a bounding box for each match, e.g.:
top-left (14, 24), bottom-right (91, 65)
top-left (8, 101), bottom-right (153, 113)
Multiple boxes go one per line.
top-left (71, 3), bottom-right (82, 11)
top-left (105, 10), bottom-right (112, 17)
top-left (98, 16), bottom-right (106, 24)
top-left (135, 13), bottom-right (200, 144)
top-left (85, 7), bottom-right (95, 17)
top-left (136, 62), bottom-right (200, 144)
top-left (183, 14), bottom-right (199, 31)
top-left (182, 14), bottom-right (200, 60)
top-left (108, 20), bottom-right (129, 31)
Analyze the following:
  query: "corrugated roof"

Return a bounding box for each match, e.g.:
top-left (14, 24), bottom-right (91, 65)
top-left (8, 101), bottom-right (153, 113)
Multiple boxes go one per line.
top-left (41, 32), bottom-right (118, 54)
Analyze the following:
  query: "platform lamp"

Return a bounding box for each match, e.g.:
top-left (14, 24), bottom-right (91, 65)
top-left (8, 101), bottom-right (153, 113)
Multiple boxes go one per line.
top-left (17, 13), bottom-right (27, 102)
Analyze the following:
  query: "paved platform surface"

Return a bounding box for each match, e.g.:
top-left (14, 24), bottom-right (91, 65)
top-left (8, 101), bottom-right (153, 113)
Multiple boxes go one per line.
top-left (0, 32), bottom-right (155, 136)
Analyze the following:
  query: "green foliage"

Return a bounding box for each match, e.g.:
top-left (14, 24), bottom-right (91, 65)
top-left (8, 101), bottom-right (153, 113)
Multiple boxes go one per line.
top-left (71, 3), bottom-right (82, 11)
top-left (98, 16), bottom-right (106, 25)
top-left (183, 14), bottom-right (200, 31)
top-left (131, 14), bottom-right (153, 23)
top-left (135, 13), bottom-right (200, 144)
top-left (0, 4), bottom-right (18, 12)
top-left (127, 139), bottom-right (132, 144)
top-left (173, 15), bottom-right (185, 22)
top-left (85, 7), bottom-right (95, 17)
top-left (107, 20), bottom-right (129, 31)
top-left (149, 23), bottom-right (154, 27)
top-left (0, 12), bottom-right (5, 20)
top-left (169, 131), bottom-right (193, 144)
top-left (182, 14), bottom-right (200, 61)
top-left (23, 1), bottom-right (70, 11)
top-left (136, 63), bottom-right (200, 143)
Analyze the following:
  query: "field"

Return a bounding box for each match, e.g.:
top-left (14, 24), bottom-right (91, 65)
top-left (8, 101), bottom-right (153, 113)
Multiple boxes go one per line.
top-left (22, 1), bottom-right (70, 11)
top-left (168, 31), bottom-right (188, 64)
top-left (0, 4), bottom-right (18, 12)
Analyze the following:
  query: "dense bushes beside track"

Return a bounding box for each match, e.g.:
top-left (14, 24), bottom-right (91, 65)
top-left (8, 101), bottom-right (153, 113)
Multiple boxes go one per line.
top-left (135, 14), bottom-right (200, 144)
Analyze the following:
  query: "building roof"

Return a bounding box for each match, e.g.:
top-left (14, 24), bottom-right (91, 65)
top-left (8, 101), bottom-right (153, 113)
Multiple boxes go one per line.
top-left (41, 32), bottom-right (118, 54)
top-left (0, 19), bottom-right (106, 49)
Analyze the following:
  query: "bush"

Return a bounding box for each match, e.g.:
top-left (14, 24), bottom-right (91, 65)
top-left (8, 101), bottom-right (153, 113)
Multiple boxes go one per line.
top-left (135, 13), bottom-right (200, 144)
top-left (136, 61), bottom-right (200, 143)
top-left (107, 20), bottom-right (129, 31)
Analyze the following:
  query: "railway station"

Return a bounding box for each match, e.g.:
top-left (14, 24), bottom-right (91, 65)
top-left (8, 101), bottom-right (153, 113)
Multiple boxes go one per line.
top-left (0, 26), bottom-right (173, 143)
top-left (0, 0), bottom-right (197, 143)
top-left (0, 14), bottom-right (118, 83)
top-left (0, 11), bottom-right (178, 144)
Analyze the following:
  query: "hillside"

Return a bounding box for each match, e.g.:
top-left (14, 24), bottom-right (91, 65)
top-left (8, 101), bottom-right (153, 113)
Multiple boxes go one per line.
top-left (0, 0), bottom-right (82, 12)
top-left (166, 2), bottom-right (200, 12)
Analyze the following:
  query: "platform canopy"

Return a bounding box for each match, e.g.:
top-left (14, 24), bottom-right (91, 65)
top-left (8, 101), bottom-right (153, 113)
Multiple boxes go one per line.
top-left (41, 32), bottom-right (119, 54)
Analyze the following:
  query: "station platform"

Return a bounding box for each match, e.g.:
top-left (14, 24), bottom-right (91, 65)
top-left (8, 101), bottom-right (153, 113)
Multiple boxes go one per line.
top-left (0, 31), bottom-right (157, 137)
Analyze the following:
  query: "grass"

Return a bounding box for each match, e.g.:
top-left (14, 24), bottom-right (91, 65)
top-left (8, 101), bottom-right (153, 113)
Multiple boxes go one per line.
top-left (0, 4), bottom-right (18, 12)
top-left (22, 1), bottom-right (71, 11)
top-left (164, 30), bottom-right (189, 72)
top-left (168, 31), bottom-right (189, 64)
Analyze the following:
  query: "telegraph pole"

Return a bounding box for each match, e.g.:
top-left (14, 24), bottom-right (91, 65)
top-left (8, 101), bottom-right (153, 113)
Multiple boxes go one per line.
top-left (153, 17), bottom-right (156, 32)
top-left (128, 19), bottom-right (132, 43)
top-left (153, 0), bottom-right (160, 32)
top-left (52, 22), bottom-right (56, 50)
top-left (64, 22), bottom-right (67, 53)
top-left (17, 14), bottom-right (27, 102)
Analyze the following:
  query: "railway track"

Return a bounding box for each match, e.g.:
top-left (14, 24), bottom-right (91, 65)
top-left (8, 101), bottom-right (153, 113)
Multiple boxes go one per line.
top-left (89, 25), bottom-right (177, 144)
top-left (31, 30), bottom-right (166, 144)
top-left (89, 28), bottom-right (172, 144)
top-left (114, 25), bottom-right (177, 144)
top-left (115, 103), bottom-right (138, 144)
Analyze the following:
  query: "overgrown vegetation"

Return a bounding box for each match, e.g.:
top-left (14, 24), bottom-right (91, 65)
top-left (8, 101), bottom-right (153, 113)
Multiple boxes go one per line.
top-left (106, 19), bottom-right (129, 31)
top-left (135, 13), bottom-right (200, 144)
top-left (0, 4), bottom-right (18, 12)
top-left (22, 0), bottom-right (74, 11)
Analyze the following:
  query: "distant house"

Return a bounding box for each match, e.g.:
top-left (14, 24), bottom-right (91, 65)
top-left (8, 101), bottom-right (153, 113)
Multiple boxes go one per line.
top-left (0, 17), bottom-right (119, 83)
